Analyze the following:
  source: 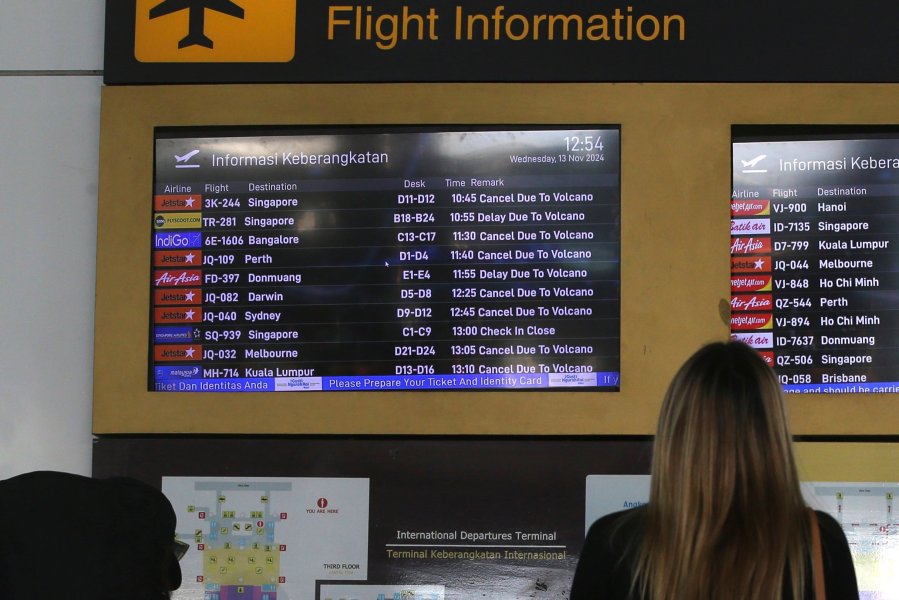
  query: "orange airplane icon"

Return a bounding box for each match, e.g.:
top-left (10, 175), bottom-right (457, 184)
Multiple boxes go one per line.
top-left (135, 0), bottom-right (295, 62)
top-left (149, 0), bottom-right (245, 49)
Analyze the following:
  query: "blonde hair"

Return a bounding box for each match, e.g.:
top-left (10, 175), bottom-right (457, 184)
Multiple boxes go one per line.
top-left (632, 341), bottom-right (809, 600)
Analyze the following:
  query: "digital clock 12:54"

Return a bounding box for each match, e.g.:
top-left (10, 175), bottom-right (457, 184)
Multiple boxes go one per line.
top-left (564, 136), bottom-right (604, 152)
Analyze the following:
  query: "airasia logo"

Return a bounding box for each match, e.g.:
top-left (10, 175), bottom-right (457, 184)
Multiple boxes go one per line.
top-left (154, 270), bottom-right (201, 287)
top-left (730, 236), bottom-right (771, 255)
top-left (731, 294), bottom-right (772, 311)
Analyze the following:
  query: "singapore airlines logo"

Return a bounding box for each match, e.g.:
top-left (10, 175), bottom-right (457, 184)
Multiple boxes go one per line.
top-left (134, 0), bottom-right (296, 62)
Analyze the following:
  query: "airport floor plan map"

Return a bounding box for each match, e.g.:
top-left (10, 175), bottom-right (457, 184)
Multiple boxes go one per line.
top-left (164, 477), bottom-right (369, 600)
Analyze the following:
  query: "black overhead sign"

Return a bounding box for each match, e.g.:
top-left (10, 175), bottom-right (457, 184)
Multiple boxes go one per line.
top-left (106, 0), bottom-right (899, 84)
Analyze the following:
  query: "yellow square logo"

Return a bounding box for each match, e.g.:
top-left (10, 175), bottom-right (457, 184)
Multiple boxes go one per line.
top-left (135, 0), bottom-right (296, 62)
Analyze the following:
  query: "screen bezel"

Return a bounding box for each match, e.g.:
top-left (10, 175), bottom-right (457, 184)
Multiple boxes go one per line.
top-left (147, 123), bottom-right (622, 394)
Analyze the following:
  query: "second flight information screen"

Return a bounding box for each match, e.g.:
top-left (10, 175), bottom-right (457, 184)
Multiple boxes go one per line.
top-left (150, 126), bottom-right (621, 392)
top-left (731, 129), bottom-right (899, 392)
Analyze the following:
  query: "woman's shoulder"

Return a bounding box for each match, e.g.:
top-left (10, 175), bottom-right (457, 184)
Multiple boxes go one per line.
top-left (585, 506), bottom-right (647, 545)
top-left (812, 509), bottom-right (842, 532)
top-left (810, 509), bottom-right (860, 596)
top-left (572, 507), bottom-right (647, 600)
top-left (811, 510), bottom-right (853, 556)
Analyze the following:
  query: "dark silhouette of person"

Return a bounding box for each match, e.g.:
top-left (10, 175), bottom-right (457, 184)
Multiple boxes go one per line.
top-left (0, 470), bottom-right (185, 599)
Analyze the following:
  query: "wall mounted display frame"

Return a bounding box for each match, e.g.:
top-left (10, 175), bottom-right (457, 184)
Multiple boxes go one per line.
top-left (94, 83), bottom-right (899, 434)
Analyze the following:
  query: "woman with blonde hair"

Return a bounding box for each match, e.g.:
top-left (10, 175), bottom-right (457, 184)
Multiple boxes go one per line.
top-left (571, 341), bottom-right (858, 599)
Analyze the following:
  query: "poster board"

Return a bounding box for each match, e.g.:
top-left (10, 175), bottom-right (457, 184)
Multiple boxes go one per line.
top-left (91, 437), bottom-right (898, 599)
top-left (94, 83), bottom-right (899, 434)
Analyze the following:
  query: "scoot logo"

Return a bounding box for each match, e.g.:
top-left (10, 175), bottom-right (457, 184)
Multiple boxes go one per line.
top-left (135, 0), bottom-right (296, 62)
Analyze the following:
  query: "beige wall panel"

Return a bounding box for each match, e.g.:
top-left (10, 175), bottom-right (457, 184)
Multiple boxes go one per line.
top-left (796, 442), bottom-right (899, 482)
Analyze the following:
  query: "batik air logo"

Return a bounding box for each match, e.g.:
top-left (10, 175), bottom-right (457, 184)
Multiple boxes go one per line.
top-left (134, 0), bottom-right (296, 62)
top-left (731, 332), bottom-right (773, 349)
top-left (731, 218), bottom-right (770, 235)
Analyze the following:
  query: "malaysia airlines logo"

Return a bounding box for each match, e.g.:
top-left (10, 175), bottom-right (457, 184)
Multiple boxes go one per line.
top-left (135, 0), bottom-right (296, 62)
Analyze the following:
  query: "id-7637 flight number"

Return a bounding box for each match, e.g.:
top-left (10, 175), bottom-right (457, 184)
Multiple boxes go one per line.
top-left (776, 335), bottom-right (815, 347)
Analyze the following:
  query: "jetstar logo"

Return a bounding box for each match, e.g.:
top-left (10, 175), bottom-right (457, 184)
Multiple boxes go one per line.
top-left (730, 199), bottom-right (770, 216)
top-left (731, 256), bottom-right (771, 273)
top-left (135, 0), bottom-right (296, 62)
top-left (730, 236), bottom-right (771, 255)
top-left (154, 344), bottom-right (202, 361)
top-left (154, 194), bottom-right (201, 211)
top-left (154, 250), bottom-right (202, 266)
top-left (731, 294), bottom-right (772, 311)
top-left (154, 307), bottom-right (203, 323)
top-left (154, 288), bottom-right (201, 305)
top-left (730, 313), bottom-right (773, 330)
top-left (731, 275), bottom-right (772, 292)
top-left (155, 270), bottom-right (202, 286)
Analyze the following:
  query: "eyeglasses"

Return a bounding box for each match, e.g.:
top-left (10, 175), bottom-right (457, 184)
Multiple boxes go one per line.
top-left (173, 538), bottom-right (190, 561)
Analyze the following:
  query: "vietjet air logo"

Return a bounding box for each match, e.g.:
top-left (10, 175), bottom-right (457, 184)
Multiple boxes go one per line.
top-left (134, 0), bottom-right (296, 62)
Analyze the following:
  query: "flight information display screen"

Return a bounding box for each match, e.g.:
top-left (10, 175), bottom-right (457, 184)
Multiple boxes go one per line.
top-left (150, 126), bottom-right (620, 392)
top-left (731, 127), bottom-right (899, 392)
